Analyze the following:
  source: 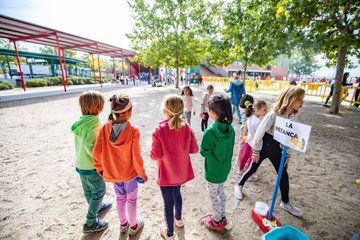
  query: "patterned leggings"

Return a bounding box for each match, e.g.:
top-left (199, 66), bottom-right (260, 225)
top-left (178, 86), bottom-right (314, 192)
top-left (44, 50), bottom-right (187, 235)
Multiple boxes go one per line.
top-left (207, 182), bottom-right (226, 222)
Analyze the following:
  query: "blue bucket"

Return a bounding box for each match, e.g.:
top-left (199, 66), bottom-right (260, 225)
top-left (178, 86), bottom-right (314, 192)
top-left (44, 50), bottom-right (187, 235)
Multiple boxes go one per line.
top-left (262, 226), bottom-right (310, 240)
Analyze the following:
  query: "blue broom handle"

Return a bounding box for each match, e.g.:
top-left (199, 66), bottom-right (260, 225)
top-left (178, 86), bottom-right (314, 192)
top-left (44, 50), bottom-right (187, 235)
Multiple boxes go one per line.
top-left (268, 145), bottom-right (288, 220)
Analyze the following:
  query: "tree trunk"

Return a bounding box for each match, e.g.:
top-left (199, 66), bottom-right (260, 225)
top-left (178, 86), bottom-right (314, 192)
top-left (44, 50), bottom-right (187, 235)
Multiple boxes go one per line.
top-left (330, 46), bottom-right (347, 114)
top-left (175, 51), bottom-right (180, 88)
top-left (243, 61), bottom-right (247, 88)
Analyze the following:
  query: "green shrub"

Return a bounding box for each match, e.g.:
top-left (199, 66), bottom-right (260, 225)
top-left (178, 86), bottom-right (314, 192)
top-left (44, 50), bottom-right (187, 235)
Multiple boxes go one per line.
top-left (46, 77), bottom-right (62, 86)
top-left (71, 77), bottom-right (84, 85)
top-left (0, 82), bottom-right (14, 90)
top-left (26, 79), bottom-right (48, 87)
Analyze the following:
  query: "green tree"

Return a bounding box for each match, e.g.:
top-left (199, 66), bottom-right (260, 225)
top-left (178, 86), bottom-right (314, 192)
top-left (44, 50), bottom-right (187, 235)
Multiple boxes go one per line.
top-left (276, 0), bottom-right (360, 113)
top-left (39, 45), bottom-right (76, 58)
top-left (288, 51), bottom-right (320, 76)
top-left (127, 0), bottom-right (211, 88)
top-left (207, 0), bottom-right (300, 83)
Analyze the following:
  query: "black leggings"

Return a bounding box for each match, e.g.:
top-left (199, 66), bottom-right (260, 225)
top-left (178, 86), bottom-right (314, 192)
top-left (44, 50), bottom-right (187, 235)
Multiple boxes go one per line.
top-left (238, 133), bottom-right (289, 203)
top-left (160, 186), bottom-right (182, 237)
top-left (201, 112), bottom-right (209, 132)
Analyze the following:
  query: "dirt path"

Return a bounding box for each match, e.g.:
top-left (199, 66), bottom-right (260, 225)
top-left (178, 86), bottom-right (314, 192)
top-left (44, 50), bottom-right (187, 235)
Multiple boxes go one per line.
top-left (0, 85), bottom-right (359, 240)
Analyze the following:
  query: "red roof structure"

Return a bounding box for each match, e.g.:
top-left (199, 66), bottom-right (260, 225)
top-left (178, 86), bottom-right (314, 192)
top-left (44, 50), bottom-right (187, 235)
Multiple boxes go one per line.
top-left (0, 14), bottom-right (136, 91)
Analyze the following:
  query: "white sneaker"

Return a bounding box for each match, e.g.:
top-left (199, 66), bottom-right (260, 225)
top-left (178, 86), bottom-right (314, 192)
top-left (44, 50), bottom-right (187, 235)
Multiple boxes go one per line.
top-left (234, 185), bottom-right (243, 200)
top-left (129, 219), bottom-right (144, 236)
top-left (248, 174), bottom-right (259, 182)
top-left (280, 201), bottom-right (303, 217)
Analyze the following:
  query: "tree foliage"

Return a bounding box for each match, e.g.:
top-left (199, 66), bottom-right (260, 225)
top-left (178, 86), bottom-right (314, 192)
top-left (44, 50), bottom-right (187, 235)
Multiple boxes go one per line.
top-left (288, 51), bottom-right (320, 76)
top-left (39, 45), bottom-right (76, 58)
top-left (127, 0), bottom-right (212, 87)
top-left (205, 0), bottom-right (309, 82)
top-left (276, 0), bottom-right (359, 113)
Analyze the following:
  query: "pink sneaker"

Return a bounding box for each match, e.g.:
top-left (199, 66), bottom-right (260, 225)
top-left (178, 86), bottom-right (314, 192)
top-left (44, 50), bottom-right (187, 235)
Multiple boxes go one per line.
top-left (203, 215), bottom-right (227, 231)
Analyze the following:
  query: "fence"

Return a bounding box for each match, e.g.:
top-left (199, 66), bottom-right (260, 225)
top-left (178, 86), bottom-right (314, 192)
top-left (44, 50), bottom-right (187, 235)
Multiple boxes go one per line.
top-left (203, 76), bottom-right (359, 108)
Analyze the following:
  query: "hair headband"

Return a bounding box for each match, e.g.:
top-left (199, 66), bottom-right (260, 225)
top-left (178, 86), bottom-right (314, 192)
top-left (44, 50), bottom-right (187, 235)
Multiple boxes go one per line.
top-left (112, 101), bottom-right (132, 114)
top-left (244, 100), bottom-right (253, 107)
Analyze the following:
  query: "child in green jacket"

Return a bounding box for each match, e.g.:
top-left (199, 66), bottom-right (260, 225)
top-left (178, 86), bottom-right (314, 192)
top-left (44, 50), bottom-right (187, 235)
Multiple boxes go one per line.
top-left (71, 91), bottom-right (112, 233)
top-left (199, 95), bottom-right (235, 231)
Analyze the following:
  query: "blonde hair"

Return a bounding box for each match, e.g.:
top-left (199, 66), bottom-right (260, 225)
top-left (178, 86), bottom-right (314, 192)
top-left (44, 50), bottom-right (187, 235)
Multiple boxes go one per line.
top-left (79, 90), bottom-right (105, 115)
top-left (162, 95), bottom-right (184, 129)
top-left (273, 86), bottom-right (305, 115)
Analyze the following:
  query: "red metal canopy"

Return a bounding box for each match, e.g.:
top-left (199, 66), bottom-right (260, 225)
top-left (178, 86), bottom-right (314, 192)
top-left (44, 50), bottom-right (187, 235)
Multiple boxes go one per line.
top-left (0, 14), bottom-right (136, 91)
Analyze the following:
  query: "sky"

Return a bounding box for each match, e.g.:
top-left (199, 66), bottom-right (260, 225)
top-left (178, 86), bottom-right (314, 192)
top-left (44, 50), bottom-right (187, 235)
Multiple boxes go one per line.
top-left (0, 0), bottom-right (135, 49)
top-left (0, 0), bottom-right (359, 78)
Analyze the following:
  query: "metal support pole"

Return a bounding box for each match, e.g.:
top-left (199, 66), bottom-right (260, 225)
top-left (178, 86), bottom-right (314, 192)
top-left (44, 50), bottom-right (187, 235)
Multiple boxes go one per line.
top-left (62, 49), bottom-right (69, 87)
top-left (12, 41), bottom-right (26, 91)
top-left (121, 54), bottom-right (125, 77)
top-left (96, 44), bottom-right (102, 87)
top-left (149, 66), bottom-right (152, 84)
top-left (138, 63), bottom-right (140, 79)
top-left (112, 57), bottom-right (116, 82)
top-left (268, 146), bottom-right (288, 220)
top-left (55, 33), bottom-right (66, 92)
top-left (91, 54), bottom-right (96, 84)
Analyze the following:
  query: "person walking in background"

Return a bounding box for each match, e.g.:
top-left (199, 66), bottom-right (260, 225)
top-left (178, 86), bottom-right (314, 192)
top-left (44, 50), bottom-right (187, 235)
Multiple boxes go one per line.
top-left (200, 84), bottom-right (214, 132)
top-left (323, 72), bottom-right (350, 107)
top-left (225, 70), bottom-right (246, 124)
top-left (151, 95), bottom-right (198, 240)
top-left (71, 91), bottom-right (112, 234)
top-left (200, 95), bottom-right (235, 231)
top-left (92, 94), bottom-right (147, 236)
top-left (181, 86), bottom-right (196, 125)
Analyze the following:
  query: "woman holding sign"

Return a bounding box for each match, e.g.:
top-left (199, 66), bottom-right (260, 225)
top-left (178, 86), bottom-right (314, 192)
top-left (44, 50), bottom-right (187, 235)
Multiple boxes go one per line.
top-left (234, 86), bottom-right (305, 217)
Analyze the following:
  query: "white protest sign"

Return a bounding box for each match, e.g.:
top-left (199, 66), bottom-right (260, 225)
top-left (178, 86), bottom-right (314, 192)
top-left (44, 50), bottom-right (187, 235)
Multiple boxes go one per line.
top-left (273, 116), bottom-right (311, 153)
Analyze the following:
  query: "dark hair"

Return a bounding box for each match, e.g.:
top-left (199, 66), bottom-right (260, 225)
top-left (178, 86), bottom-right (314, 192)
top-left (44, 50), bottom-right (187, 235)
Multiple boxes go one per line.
top-left (236, 70), bottom-right (242, 75)
top-left (245, 100), bottom-right (267, 117)
top-left (207, 84), bottom-right (214, 90)
top-left (208, 94), bottom-right (233, 123)
top-left (289, 80), bottom-right (297, 86)
top-left (181, 86), bottom-right (193, 96)
top-left (108, 94), bottom-right (132, 122)
top-left (239, 94), bottom-right (254, 108)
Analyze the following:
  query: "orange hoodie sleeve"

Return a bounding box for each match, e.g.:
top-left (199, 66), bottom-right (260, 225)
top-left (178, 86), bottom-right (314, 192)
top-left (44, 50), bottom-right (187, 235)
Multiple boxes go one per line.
top-left (92, 126), bottom-right (104, 174)
top-left (131, 128), bottom-right (146, 180)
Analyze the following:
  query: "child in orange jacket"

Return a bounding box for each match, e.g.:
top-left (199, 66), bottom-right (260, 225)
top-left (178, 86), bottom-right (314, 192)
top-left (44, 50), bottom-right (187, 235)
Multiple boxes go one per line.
top-left (93, 94), bottom-right (147, 236)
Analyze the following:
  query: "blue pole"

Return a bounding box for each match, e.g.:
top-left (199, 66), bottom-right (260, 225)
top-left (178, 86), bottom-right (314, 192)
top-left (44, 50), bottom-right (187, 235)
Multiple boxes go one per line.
top-left (268, 145), bottom-right (288, 220)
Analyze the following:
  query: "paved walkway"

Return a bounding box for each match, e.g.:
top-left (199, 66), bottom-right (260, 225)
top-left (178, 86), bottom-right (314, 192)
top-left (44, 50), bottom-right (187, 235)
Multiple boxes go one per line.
top-left (0, 82), bottom-right (358, 111)
top-left (0, 82), bottom-right (146, 102)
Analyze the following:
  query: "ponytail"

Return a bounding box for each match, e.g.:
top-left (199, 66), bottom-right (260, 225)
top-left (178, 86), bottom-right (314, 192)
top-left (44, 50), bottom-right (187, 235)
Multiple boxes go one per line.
top-left (162, 95), bottom-right (184, 129)
top-left (245, 100), bottom-right (253, 117)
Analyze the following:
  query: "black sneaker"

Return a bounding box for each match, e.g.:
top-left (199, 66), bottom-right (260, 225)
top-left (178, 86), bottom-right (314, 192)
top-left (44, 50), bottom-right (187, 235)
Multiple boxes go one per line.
top-left (83, 218), bottom-right (109, 233)
top-left (323, 104), bottom-right (330, 108)
top-left (97, 202), bottom-right (112, 216)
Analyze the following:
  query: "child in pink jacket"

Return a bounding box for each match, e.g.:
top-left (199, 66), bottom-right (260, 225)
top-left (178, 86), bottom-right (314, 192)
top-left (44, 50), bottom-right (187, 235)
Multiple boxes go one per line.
top-left (150, 94), bottom-right (199, 240)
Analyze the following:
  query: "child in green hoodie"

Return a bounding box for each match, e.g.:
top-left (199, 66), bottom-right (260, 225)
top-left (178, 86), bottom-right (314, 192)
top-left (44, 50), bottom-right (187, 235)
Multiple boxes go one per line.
top-left (200, 95), bottom-right (235, 231)
top-left (71, 91), bottom-right (112, 233)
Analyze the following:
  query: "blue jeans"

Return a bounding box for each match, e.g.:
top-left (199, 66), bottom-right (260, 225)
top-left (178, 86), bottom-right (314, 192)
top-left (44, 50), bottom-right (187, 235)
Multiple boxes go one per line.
top-left (160, 186), bottom-right (182, 237)
top-left (80, 173), bottom-right (106, 226)
top-left (232, 104), bottom-right (242, 123)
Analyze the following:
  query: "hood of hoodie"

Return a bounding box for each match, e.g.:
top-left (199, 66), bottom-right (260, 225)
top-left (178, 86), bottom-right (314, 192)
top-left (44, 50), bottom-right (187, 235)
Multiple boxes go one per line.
top-left (71, 115), bottom-right (100, 137)
top-left (211, 122), bottom-right (234, 143)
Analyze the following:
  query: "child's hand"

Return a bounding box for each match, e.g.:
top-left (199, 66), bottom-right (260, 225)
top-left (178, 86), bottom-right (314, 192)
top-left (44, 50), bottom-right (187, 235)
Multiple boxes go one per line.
top-left (252, 154), bottom-right (260, 163)
top-left (284, 157), bottom-right (290, 168)
top-left (142, 175), bottom-right (148, 183)
top-left (199, 112), bottom-right (204, 119)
